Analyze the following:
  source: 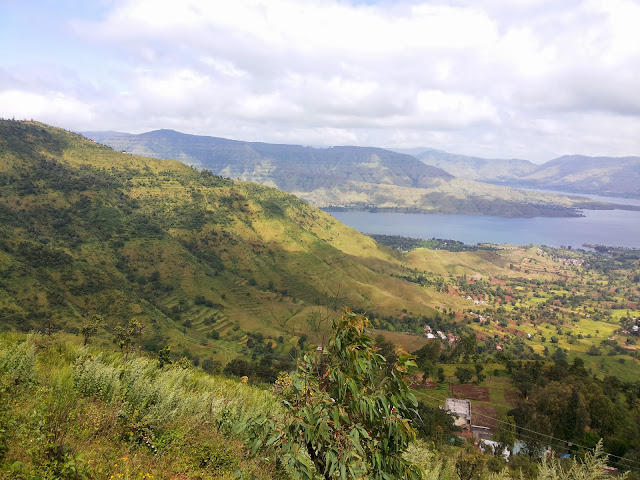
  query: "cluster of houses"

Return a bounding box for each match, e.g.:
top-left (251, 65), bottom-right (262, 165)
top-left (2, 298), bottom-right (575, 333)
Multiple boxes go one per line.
top-left (467, 311), bottom-right (489, 324)
top-left (443, 399), bottom-right (535, 461)
top-left (423, 325), bottom-right (459, 343)
top-left (443, 397), bottom-right (619, 472)
top-left (555, 257), bottom-right (584, 266)
top-left (467, 296), bottom-right (487, 305)
top-left (620, 317), bottom-right (639, 335)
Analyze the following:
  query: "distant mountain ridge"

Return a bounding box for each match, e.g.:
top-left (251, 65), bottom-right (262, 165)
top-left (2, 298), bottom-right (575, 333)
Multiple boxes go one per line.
top-left (88, 129), bottom-right (454, 191)
top-left (84, 130), bottom-right (632, 217)
top-left (414, 148), bottom-right (538, 182)
top-left (413, 149), bottom-right (640, 199)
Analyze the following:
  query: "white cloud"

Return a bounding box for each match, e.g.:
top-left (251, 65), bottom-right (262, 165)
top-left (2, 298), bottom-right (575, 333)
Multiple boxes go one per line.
top-left (2, 0), bottom-right (639, 161)
top-left (0, 90), bottom-right (95, 125)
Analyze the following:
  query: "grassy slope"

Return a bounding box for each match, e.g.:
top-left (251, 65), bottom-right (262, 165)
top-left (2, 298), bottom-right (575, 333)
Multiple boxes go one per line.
top-left (0, 121), bottom-right (434, 358)
top-left (0, 332), bottom-right (283, 479)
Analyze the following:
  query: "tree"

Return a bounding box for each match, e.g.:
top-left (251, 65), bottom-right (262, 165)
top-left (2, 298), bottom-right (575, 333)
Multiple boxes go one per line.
top-left (569, 357), bottom-right (588, 377)
top-left (409, 401), bottom-right (461, 444)
top-left (80, 314), bottom-right (103, 346)
top-left (114, 318), bottom-right (143, 360)
top-left (157, 346), bottom-right (172, 368)
top-left (201, 357), bottom-right (222, 374)
top-left (455, 449), bottom-right (485, 480)
top-left (455, 366), bottom-right (474, 384)
top-left (419, 359), bottom-right (435, 384)
top-left (511, 368), bottom-right (535, 397)
top-left (223, 358), bottom-right (253, 378)
top-left (587, 345), bottom-right (602, 356)
top-left (243, 308), bottom-right (421, 479)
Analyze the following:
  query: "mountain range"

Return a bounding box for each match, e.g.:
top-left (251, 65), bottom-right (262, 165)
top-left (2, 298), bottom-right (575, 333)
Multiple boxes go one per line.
top-left (414, 149), bottom-right (640, 199)
top-left (85, 130), bottom-right (636, 217)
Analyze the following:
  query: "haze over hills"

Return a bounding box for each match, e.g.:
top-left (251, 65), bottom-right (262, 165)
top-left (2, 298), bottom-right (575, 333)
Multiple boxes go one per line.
top-left (414, 148), bottom-right (538, 182)
top-left (515, 155), bottom-right (640, 198)
top-left (413, 149), bottom-right (640, 199)
top-left (85, 129), bottom-right (633, 217)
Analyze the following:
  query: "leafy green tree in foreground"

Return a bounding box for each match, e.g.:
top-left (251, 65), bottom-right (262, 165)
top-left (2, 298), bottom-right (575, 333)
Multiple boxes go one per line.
top-left (244, 308), bottom-right (421, 479)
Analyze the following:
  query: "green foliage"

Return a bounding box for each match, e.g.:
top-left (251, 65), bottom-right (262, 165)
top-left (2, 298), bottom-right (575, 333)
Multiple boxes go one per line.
top-left (1, 331), bottom-right (282, 479)
top-left (157, 345), bottom-right (172, 368)
top-left (243, 309), bottom-right (421, 479)
top-left (454, 366), bottom-right (474, 384)
top-left (80, 314), bottom-right (104, 346)
top-left (455, 450), bottom-right (486, 480)
top-left (409, 401), bottom-right (461, 445)
top-left (0, 338), bottom-right (36, 387)
top-left (114, 318), bottom-right (143, 360)
top-left (537, 440), bottom-right (627, 480)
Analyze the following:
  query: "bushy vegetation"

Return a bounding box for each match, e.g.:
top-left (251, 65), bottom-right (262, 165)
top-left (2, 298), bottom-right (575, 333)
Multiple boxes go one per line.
top-left (243, 309), bottom-right (421, 479)
top-left (2, 327), bottom-right (637, 479)
top-left (0, 332), bottom-right (281, 479)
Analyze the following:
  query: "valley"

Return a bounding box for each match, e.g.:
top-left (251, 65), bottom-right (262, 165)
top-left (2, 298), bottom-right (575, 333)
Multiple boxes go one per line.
top-left (2, 120), bottom-right (640, 478)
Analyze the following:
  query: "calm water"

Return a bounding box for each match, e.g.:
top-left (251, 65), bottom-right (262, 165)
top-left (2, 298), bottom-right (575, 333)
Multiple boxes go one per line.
top-left (329, 207), bottom-right (640, 249)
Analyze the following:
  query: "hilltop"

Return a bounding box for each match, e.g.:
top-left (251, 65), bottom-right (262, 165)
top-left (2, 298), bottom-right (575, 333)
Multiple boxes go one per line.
top-left (85, 129), bottom-right (627, 217)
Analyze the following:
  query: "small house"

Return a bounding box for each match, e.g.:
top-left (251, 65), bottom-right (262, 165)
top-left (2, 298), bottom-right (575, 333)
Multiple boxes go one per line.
top-left (444, 398), bottom-right (471, 428)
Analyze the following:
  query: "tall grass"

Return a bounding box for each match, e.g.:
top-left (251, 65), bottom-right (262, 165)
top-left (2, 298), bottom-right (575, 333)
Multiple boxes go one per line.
top-left (73, 353), bottom-right (279, 426)
top-left (1, 334), bottom-right (283, 479)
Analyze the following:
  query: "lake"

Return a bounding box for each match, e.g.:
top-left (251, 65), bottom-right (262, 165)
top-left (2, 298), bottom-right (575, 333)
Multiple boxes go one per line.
top-left (329, 201), bottom-right (640, 249)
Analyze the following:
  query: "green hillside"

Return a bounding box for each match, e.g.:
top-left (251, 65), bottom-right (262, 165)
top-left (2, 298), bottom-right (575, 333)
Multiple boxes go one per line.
top-left (2, 122), bottom-right (640, 477)
top-left (0, 120), bottom-right (435, 361)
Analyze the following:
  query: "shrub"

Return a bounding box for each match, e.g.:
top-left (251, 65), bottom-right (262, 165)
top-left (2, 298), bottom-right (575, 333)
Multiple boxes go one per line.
top-left (0, 339), bottom-right (36, 387)
top-left (242, 309), bottom-right (421, 479)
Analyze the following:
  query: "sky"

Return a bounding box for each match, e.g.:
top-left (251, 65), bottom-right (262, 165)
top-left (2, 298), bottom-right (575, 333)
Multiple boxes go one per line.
top-left (1, 0), bottom-right (640, 162)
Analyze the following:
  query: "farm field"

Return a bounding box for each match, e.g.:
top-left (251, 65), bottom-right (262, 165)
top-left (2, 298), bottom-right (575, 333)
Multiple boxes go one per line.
top-left (385, 241), bottom-right (640, 382)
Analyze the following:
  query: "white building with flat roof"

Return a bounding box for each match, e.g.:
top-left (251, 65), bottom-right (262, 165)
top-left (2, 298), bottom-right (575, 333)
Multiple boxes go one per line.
top-left (444, 398), bottom-right (471, 428)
